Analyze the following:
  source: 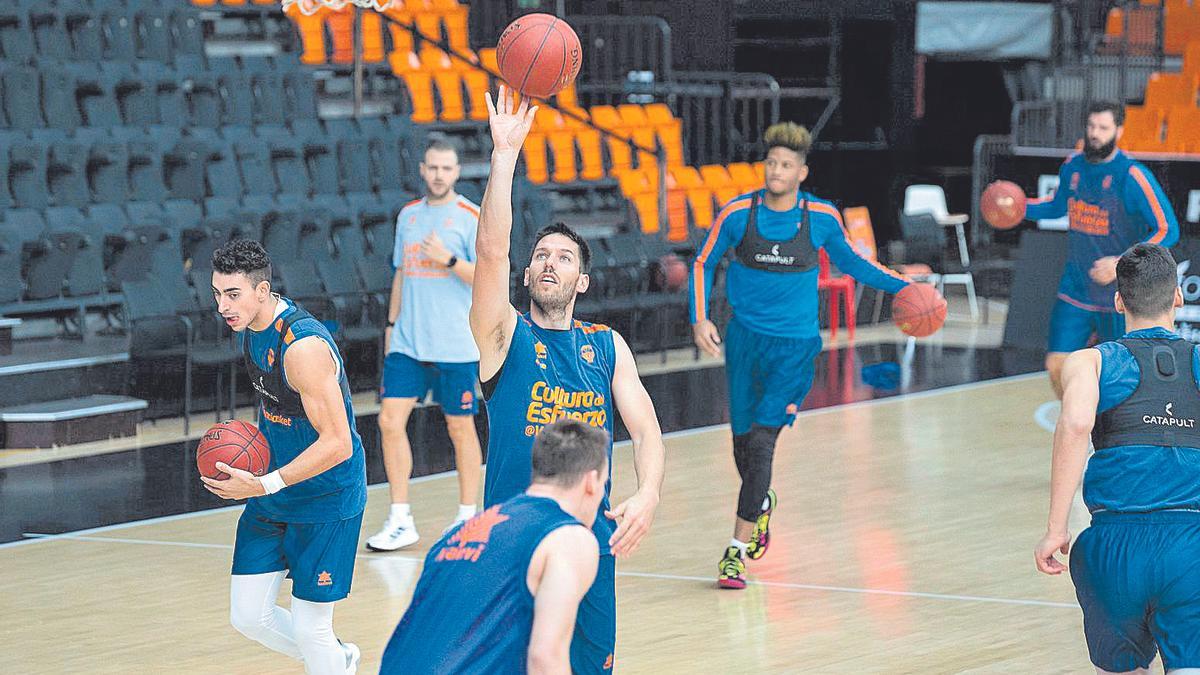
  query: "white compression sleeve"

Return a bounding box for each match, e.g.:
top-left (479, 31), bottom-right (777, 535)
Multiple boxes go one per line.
top-left (229, 572), bottom-right (303, 660)
top-left (290, 597), bottom-right (345, 675)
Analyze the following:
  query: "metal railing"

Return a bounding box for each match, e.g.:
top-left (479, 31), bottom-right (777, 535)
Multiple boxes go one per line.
top-left (570, 15), bottom-right (672, 96)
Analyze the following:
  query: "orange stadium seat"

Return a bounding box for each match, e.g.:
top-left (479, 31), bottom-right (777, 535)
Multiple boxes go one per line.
top-left (420, 50), bottom-right (466, 122)
top-left (414, 12), bottom-right (442, 43)
top-left (575, 125), bottom-right (605, 181)
top-left (617, 104), bottom-right (659, 169)
top-left (618, 169), bottom-right (660, 234)
top-left (384, 7), bottom-right (416, 56)
top-left (192, 0), bottom-right (218, 6)
top-left (221, 0), bottom-right (246, 6)
top-left (523, 132), bottom-right (550, 184)
top-left (1185, 42), bottom-right (1200, 75)
top-left (591, 105), bottom-right (634, 175)
top-left (284, 5), bottom-right (329, 65)
top-left (361, 10), bottom-right (386, 63)
top-left (444, 10), bottom-right (471, 56)
top-left (669, 166), bottom-right (714, 229)
top-left (700, 164), bottom-right (741, 206)
top-left (1122, 105), bottom-right (1166, 152)
top-left (1166, 106), bottom-right (1200, 153)
top-left (327, 10), bottom-right (355, 64)
top-left (645, 103), bottom-right (685, 166)
top-left (1144, 72), bottom-right (1199, 108)
top-left (534, 108), bottom-right (578, 183)
top-left (389, 51), bottom-right (437, 124)
top-left (663, 172), bottom-right (690, 241)
top-left (1165, 0), bottom-right (1200, 55)
top-left (727, 163), bottom-right (759, 192)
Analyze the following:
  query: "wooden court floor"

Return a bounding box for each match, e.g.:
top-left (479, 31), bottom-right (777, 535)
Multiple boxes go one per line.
top-left (1, 373), bottom-right (1118, 674)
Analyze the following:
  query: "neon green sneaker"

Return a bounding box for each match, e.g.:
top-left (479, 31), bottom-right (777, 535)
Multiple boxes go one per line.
top-left (745, 489), bottom-right (777, 561)
top-left (717, 546), bottom-right (746, 589)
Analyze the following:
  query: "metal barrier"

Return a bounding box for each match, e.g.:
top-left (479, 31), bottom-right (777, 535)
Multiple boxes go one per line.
top-left (570, 15), bottom-right (671, 100)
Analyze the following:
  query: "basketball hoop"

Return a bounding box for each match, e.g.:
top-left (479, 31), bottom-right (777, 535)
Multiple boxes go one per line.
top-left (281, 0), bottom-right (396, 16)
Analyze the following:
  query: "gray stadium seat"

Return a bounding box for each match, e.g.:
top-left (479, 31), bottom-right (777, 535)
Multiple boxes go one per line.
top-left (282, 71), bottom-right (319, 120)
top-left (164, 138), bottom-right (211, 201)
top-left (2, 65), bottom-right (43, 130)
top-left (251, 70), bottom-right (287, 126)
top-left (100, 3), bottom-right (138, 61)
top-left (134, 0), bottom-right (173, 63)
top-left (29, 1), bottom-right (71, 60)
top-left (217, 67), bottom-right (255, 127)
top-left (63, 0), bottom-right (103, 62)
top-left (169, 7), bottom-right (204, 59)
top-left (9, 138), bottom-right (49, 209)
top-left (41, 133), bottom-right (91, 208)
top-left (0, 132), bottom-right (13, 211)
top-left (0, 229), bottom-right (24, 303)
top-left (234, 137), bottom-right (273, 196)
top-left (0, 0), bottom-right (35, 62)
top-left (43, 66), bottom-right (84, 131)
top-left (301, 135), bottom-right (339, 196)
top-left (45, 206), bottom-right (105, 299)
top-left (76, 128), bottom-right (129, 204)
top-left (265, 134), bottom-right (310, 197)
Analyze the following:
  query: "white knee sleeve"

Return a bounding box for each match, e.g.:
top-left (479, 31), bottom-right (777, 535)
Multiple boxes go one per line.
top-left (229, 572), bottom-right (303, 660)
top-left (291, 597), bottom-right (345, 675)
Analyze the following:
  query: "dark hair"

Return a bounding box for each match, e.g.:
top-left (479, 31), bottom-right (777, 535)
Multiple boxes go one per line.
top-left (1116, 243), bottom-right (1178, 318)
top-left (1086, 100), bottom-right (1126, 126)
top-left (423, 138), bottom-right (459, 162)
top-left (531, 419), bottom-right (609, 488)
top-left (212, 239), bottom-right (272, 289)
top-left (531, 222), bottom-right (591, 272)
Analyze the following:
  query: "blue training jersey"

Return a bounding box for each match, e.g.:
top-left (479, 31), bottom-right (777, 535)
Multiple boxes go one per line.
top-left (379, 494), bottom-right (582, 675)
top-left (1087, 327), bottom-right (1200, 513)
top-left (689, 189), bottom-right (908, 339)
top-left (1025, 150), bottom-right (1178, 311)
top-left (241, 298), bottom-right (367, 523)
top-left (482, 314), bottom-right (616, 553)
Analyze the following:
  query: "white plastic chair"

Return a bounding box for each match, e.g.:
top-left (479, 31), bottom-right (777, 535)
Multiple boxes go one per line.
top-left (903, 184), bottom-right (978, 321)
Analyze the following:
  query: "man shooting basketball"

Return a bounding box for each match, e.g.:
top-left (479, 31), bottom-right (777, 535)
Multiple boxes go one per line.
top-left (380, 419), bottom-right (607, 674)
top-left (689, 122), bottom-right (914, 590)
top-left (1022, 101), bottom-right (1178, 398)
top-left (1036, 243), bottom-right (1200, 674)
top-left (202, 240), bottom-right (367, 675)
top-left (470, 85), bottom-right (666, 674)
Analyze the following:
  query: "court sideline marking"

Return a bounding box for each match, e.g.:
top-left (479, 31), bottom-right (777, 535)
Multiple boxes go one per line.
top-left (18, 530), bottom-right (1077, 610)
top-left (0, 370), bottom-right (1046, 551)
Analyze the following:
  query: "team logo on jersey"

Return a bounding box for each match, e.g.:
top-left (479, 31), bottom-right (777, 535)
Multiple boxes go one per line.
top-left (1102, 175), bottom-right (1113, 190)
top-left (253, 375), bottom-right (281, 403)
top-left (534, 341), bottom-right (548, 369)
top-left (786, 403), bottom-right (799, 415)
top-left (460, 390), bottom-right (474, 409)
top-left (1142, 402), bottom-right (1196, 429)
top-left (1069, 172), bottom-right (1080, 189)
top-left (435, 505), bottom-right (510, 563)
top-left (317, 571), bottom-right (332, 586)
top-left (266, 348), bottom-right (275, 368)
top-left (262, 408), bottom-right (292, 427)
top-left (603, 653), bottom-right (614, 670)
top-left (580, 344), bottom-right (595, 364)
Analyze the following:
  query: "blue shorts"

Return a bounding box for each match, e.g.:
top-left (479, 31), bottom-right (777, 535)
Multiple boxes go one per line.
top-left (231, 510), bottom-right (364, 603)
top-left (725, 319), bottom-right (822, 436)
top-left (1070, 511), bottom-right (1200, 672)
top-left (571, 554), bottom-right (616, 674)
top-left (1048, 298), bottom-right (1125, 353)
top-left (380, 352), bottom-right (479, 416)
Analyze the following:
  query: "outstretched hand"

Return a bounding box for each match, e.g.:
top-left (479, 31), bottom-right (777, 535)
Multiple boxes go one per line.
top-left (485, 84), bottom-right (537, 153)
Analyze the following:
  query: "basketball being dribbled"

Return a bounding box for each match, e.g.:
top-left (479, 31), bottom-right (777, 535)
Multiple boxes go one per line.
top-left (496, 13), bottom-right (582, 98)
top-left (892, 283), bottom-right (947, 338)
top-left (980, 180), bottom-right (1026, 230)
top-left (197, 420), bottom-right (271, 480)
top-left (655, 254), bottom-right (688, 291)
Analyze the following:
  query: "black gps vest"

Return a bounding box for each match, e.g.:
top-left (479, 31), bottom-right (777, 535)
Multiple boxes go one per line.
top-left (1092, 337), bottom-right (1200, 450)
top-left (242, 306), bottom-right (313, 420)
top-left (733, 190), bottom-right (818, 273)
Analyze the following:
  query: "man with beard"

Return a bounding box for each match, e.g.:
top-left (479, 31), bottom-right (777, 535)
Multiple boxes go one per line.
top-left (690, 121), bottom-right (916, 590)
top-left (469, 85), bottom-right (666, 675)
top-left (1024, 101), bottom-right (1179, 398)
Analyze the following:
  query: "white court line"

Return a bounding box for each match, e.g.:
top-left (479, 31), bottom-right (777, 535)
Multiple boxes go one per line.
top-left (0, 370), bottom-right (1045, 551)
top-left (617, 570), bottom-right (1078, 609)
top-left (20, 532), bottom-right (1075, 610)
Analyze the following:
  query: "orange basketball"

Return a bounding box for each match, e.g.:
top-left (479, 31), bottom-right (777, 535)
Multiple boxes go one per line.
top-left (496, 13), bottom-right (582, 99)
top-left (655, 254), bottom-right (688, 291)
top-left (980, 180), bottom-right (1026, 230)
top-left (892, 283), bottom-right (947, 338)
top-left (196, 420), bottom-right (271, 480)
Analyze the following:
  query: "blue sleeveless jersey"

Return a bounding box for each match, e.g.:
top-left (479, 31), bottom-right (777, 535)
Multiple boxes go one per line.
top-left (1087, 327), bottom-right (1200, 513)
top-left (379, 494), bottom-right (581, 674)
top-left (241, 298), bottom-right (367, 523)
top-left (483, 314), bottom-right (616, 552)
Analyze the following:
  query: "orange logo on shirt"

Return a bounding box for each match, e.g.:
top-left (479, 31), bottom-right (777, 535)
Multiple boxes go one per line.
top-left (317, 571), bottom-right (332, 586)
top-left (436, 506), bottom-right (509, 563)
top-left (461, 390), bottom-right (474, 409)
top-left (266, 348), bottom-right (275, 368)
top-left (1102, 175), bottom-right (1113, 190)
top-left (534, 341), bottom-right (548, 369)
top-left (786, 403), bottom-right (799, 415)
top-left (580, 344), bottom-right (595, 364)
top-left (603, 653), bottom-right (614, 670)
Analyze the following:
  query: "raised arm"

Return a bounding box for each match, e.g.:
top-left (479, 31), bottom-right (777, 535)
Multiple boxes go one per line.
top-left (1035, 348), bottom-right (1100, 575)
top-left (606, 331), bottom-right (665, 558)
top-left (527, 525), bottom-right (599, 675)
top-left (471, 85), bottom-right (538, 381)
top-left (202, 336), bottom-right (353, 500)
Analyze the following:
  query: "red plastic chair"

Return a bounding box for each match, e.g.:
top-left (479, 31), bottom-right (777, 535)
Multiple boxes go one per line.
top-left (818, 248), bottom-right (855, 340)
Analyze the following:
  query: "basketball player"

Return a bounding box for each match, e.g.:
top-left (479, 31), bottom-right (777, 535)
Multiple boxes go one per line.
top-left (379, 419), bottom-right (608, 674)
top-left (1021, 101), bottom-right (1179, 398)
top-left (471, 85), bottom-right (666, 674)
top-left (367, 139), bottom-right (484, 552)
top-left (1036, 243), bottom-right (1200, 675)
top-left (202, 240), bottom-right (366, 675)
top-left (689, 122), bottom-right (914, 589)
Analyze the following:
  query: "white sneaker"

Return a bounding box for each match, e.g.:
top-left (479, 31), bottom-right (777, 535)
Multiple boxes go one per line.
top-left (342, 641), bottom-right (360, 674)
top-left (365, 517), bottom-right (419, 551)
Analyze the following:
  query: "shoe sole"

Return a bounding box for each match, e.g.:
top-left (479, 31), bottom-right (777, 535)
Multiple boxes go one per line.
top-left (365, 535), bottom-right (420, 552)
top-left (717, 578), bottom-right (747, 589)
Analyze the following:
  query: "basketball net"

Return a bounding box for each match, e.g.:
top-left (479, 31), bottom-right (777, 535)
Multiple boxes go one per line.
top-left (281, 0), bottom-right (397, 16)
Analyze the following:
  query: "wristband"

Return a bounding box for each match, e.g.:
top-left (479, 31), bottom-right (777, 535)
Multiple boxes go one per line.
top-left (446, 255), bottom-right (458, 268)
top-left (260, 470), bottom-right (287, 495)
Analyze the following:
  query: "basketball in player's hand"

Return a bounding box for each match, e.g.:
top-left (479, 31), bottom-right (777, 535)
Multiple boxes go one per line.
top-left (892, 283), bottom-right (947, 338)
top-left (496, 14), bottom-right (582, 98)
top-left (980, 180), bottom-right (1026, 230)
top-left (197, 420), bottom-right (271, 480)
